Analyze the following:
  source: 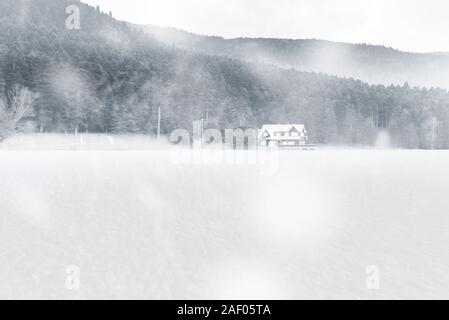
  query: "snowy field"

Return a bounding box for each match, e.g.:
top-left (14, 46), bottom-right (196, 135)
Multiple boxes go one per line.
top-left (0, 135), bottom-right (449, 299)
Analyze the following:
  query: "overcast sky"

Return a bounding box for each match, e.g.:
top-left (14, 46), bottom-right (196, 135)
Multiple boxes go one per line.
top-left (82, 0), bottom-right (449, 53)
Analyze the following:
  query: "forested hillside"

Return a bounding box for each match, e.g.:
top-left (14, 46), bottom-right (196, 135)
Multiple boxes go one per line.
top-left (1, 0), bottom-right (449, 148)
top-left (144, 25), bottom-right (449, 90)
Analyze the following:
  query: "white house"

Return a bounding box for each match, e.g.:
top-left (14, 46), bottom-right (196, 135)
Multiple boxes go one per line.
top-left (259, 124), bottom-right (309, 147)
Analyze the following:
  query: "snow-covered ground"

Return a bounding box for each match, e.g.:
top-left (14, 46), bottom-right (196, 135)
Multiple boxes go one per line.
top-left (0, 135), bottom-right (449, 299)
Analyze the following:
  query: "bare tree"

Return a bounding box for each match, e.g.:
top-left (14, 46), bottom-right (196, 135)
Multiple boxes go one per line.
top-left (0, 85), bottom-right (39, 142)
top-left (7, 85), bottom-right (39, 125)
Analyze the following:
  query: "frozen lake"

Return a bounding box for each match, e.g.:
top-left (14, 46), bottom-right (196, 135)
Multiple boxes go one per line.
top-left (0, 138), bottom-right (448, 299)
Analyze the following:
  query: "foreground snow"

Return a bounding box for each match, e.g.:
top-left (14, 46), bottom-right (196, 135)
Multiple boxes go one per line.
top-left (0, 137), bottom-right (448, 299)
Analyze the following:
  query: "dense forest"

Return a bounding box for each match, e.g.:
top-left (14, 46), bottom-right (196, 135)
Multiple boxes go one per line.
top-left (1, 0), bottom-right (449, 148)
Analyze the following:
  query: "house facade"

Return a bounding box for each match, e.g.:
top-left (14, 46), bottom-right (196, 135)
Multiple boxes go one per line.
top-left (259, 124), bottom-right (308, 147)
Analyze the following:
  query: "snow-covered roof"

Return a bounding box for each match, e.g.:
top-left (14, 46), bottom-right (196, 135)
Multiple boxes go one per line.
top-left (265, 136), bottom-right (306, 141)
top-left (260, 124), bottom-right (306, 137)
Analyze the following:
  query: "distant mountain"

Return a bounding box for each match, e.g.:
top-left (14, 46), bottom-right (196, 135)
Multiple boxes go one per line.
top-left (1, 0), bottom-right (449, 149)
top-left (144, 25), bottom-right (449, 89)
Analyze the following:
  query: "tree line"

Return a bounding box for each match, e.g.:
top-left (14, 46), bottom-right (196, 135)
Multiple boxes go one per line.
top-left (1, 0), bottom-right (449, 149)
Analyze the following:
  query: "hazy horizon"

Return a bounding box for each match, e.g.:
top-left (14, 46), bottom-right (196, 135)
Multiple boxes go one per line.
top-left (82, 0), bottom-right (449, 54)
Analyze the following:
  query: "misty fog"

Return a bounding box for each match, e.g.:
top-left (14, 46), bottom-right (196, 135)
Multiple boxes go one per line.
top-left (0, 140), bottom-right (448, 299)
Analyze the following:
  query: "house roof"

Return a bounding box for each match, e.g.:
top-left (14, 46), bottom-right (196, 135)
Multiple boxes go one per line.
top-left (260, 124), bottom-right (306, 137)
top-left (265, 136), bottom-right (306, 141)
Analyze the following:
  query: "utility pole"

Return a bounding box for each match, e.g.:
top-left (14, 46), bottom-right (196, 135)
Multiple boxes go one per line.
top-left (431, 116), bottom-right (437, 150)
top-left (201, 118), bottom-right (204, 143)
top-left (75, 89), bottom-right (80, 136)
top-left (157, 105), bottom-right (161, 140)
